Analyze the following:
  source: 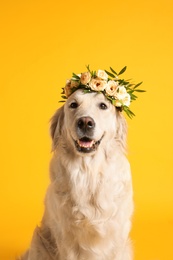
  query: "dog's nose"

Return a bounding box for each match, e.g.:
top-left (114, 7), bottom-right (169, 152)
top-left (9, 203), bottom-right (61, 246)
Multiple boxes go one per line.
top-left (77, 117), bottom-right (95, 132)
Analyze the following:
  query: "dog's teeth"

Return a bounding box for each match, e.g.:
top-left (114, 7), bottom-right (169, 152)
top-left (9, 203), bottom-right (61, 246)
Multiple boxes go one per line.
top-left (75, 135), bottom-right (103, 153)
top-left (78, 140), bottom-right (94, 148)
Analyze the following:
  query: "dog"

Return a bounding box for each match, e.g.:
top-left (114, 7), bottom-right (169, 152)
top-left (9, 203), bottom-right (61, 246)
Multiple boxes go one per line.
top-left (19, 89), bottom-right (133, 260)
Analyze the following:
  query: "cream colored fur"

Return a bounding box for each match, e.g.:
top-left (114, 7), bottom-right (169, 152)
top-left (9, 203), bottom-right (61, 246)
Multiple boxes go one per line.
top-left (19, 90), bottom-right (133, 260)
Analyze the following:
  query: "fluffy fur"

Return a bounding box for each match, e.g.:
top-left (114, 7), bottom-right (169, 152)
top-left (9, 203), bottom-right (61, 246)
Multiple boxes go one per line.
top-left (19, 89), bottom-right (133, 260)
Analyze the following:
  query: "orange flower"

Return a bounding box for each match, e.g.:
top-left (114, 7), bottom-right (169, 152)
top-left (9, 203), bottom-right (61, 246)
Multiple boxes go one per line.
top-left (80, 72), bottom-right (91, 85)
top-left (89, 79), bottom-right (107, 91)
top-left (64, 80), bottom-right (79, 97)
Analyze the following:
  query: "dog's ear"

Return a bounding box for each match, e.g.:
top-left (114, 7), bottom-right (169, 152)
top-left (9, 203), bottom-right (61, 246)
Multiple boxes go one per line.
top-left (50, 105), bottom-right (64, 150)
top-left (116, 111), bottom-right (127, 152)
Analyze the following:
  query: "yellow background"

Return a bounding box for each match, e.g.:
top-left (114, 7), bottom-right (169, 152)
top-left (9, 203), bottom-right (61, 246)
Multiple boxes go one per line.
top-left (0, 0), bottom-right (173, 259)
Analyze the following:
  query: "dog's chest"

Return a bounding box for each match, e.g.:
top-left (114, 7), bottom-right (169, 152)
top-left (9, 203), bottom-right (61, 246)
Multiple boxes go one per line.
top-left (50, 153), bottom-right (132, 249)
top-left (67, 156), bottom-right (130, 221)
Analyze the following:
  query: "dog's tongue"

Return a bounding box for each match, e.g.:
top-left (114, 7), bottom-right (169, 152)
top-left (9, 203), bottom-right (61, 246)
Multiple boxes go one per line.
top-left (78, 139), bottom-right (94, 148)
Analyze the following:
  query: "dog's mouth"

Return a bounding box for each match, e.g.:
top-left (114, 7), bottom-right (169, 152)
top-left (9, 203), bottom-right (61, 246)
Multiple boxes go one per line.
top-left (74, 136), bottom-right (103, 153)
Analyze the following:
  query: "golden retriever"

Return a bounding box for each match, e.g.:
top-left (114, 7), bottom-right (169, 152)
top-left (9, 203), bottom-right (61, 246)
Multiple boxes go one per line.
top-left (19, 89), bottom-right (133, 260)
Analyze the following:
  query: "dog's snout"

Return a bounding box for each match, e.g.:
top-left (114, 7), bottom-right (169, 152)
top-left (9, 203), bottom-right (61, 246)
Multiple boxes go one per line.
top-left (77, 117), bottom-right (95, 133)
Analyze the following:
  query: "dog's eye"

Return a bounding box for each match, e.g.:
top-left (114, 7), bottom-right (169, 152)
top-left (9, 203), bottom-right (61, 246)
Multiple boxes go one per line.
top-left (99, 103), bottom-right (108, 110)
top-left (69, 102), bottom-right (78, 109)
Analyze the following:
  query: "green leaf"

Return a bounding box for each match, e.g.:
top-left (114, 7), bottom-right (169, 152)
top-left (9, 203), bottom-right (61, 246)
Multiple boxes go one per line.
top-left (71, 78), bottom-right (80, 82)
top-left (92, 70), bottom-right (96, 77)
top-left (133, 82), bottom-right (143, 89)
top-left (105, 70), bottom-right (115, 78)
top-left (72, 73), bottom-right (80, 79)
top-left (134, 89), bottom-right (146, 92)
top-left (126, 83), bottom-right (134, 88)
top-left (110, 67), bottom-right (117, 75)
top-left (117, 79), bottom-right (124, 85)
top-left (122, 80), bottom-right (129, 85)
top-left (86, 65), bottom-right (92, 74)
top-left (118, 66), bottom-right (127, 76)
top-left (130, 93), bottom-right (138, 100)
top-left (83, 89), bottom-right (92, 94)
top-left (123, 106), bottom-right (135, 119)
top-left (86, 64), bottom-right (90, 71)
top-left (127, 90), bottom-right (135, 94)
top-left (61, 95), bottom-right (67, 99)
top-left (112, 99), bottom-right (116, 105)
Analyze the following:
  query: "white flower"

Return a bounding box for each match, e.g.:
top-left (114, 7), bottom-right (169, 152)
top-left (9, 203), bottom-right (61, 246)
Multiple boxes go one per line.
top-left (122, 93), bottom-right (131, 106)
top-left (80, 72), bottom-right (91, 85)
top-left (89, 78), bottom-right (107, 91)
top-left (116, 93), bottom-right (131, 107)
top-left (117, 86), bottom-right (128, 99)
top-left (116, 86), bottom-right (131, 107)
top-left (105, 80), bottom-right (119, 97)
top-left (72, 74), bottom-right (81, 79)
top-left (96, 70), bottom-right (108, 81)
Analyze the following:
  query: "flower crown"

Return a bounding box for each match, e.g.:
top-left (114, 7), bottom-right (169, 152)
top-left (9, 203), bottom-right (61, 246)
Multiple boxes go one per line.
top-left (60, 66), bottom-right (145, 118)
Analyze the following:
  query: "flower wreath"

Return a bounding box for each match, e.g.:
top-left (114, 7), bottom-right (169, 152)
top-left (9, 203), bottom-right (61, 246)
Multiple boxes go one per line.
top-left (60, 65), bottom-right (145, 118)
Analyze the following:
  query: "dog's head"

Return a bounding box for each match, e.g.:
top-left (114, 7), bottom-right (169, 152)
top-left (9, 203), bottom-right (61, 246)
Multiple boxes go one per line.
top-left (50, 89), bottom-right (127, 155)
